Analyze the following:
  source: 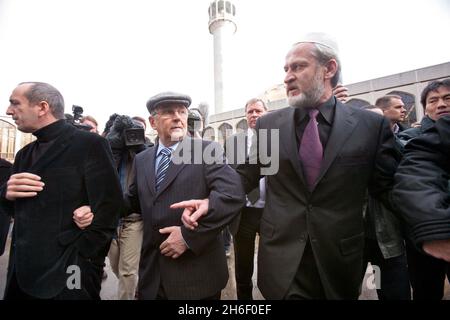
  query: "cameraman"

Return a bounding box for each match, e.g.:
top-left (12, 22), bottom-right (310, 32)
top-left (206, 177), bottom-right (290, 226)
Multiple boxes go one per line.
top-left (105, 114), bottom-right (152, 300)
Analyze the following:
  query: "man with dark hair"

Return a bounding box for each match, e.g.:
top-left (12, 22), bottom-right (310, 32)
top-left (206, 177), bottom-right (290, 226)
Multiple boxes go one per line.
top-left (394, 79), bottom-right (450, 300)
top-left (398, 78), bottom-right (450, 144)
top-left (1, 82), bottom-right (122, 300)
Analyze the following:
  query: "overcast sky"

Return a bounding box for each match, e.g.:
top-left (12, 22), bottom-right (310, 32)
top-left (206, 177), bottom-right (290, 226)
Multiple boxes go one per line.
top-left (1, 0), bottom-right (449, 130)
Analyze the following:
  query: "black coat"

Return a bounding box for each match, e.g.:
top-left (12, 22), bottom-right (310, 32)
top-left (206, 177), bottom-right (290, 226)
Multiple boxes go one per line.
top-left (393, 115), bottom-right (450, 245)
top-left (0, 122), bottom-right (123, 298)
top-left (0, 158), bottom-right (12, 255)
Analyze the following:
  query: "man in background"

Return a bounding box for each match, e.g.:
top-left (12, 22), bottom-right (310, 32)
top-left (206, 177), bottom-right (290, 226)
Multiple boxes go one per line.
top-left (375, 95), bottom-right (406, 134)
top-left (225, 98), bottom-right (268, 300)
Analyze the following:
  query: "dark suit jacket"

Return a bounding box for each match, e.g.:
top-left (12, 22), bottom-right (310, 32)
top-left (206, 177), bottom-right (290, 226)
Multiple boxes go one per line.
top-left (0, 158), bottom-right (12, 256)
top-left (393, 115), bottom-right (450, 246)
top-left (0, 122), bottom-right (123, 299)
top-left (126, 137), bottom-right (245, 299)
top-left (224, 131), bottom-right (264, 235)
top-left (225, 131), bottom-right (250, 235)
top-left (237, 99), bottom-right (398, 299)
top-left (225, 131), bottom-right (249, 170)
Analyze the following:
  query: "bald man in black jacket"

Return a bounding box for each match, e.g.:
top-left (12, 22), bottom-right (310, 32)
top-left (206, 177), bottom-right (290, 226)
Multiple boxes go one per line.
top-left (1, 82), bottom-right (122, 300)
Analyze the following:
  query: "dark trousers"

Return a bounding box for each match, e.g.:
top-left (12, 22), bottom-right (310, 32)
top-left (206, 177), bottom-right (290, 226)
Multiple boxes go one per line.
top-left (4, 258), bottom-right (103, 300)
top-left (233, 207), bottom-right (263, 300)
top-left (156, 285), bottom-right (221, 300)
top-left (0, 214), bottom-right (11, 256)
top-left (284, 240), bottom-right (326, 300)
top-left (406, 241), bottom-right (450, 300)
top-left (363, 238), bottom-right (411, 300)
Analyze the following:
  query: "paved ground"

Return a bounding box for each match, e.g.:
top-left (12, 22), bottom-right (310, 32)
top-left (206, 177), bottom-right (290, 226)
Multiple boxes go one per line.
top-left (1, 231), bottom-right (449, 300)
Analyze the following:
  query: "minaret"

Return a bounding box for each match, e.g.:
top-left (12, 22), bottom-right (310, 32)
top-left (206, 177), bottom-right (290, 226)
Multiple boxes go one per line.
top-left (208, 0), bottom-right (237, 115)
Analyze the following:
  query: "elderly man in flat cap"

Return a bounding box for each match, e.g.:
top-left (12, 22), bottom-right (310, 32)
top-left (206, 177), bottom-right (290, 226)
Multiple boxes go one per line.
top-left (178, 33), bottom-right (400, 299)
top-left (122, 91), bottom-right (244, 300)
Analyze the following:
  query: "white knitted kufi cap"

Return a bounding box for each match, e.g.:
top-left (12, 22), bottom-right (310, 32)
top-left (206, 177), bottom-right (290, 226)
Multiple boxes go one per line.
top-left (295, 32), bottom-right (339, 53)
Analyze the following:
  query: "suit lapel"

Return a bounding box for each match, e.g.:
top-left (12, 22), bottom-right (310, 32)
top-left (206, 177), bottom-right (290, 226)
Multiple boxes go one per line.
top-left (277, 107), bottom-right (307, 186)
top-left (143, 146), bottom-right (157, 196)
top-left (316, 101), bottom-right (358, 185)
top-left (155, 138), bottom-right (189, 197)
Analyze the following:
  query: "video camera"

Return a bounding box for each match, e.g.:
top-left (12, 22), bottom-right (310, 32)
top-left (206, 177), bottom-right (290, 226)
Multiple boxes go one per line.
top-left (124, 127), bottom-right (146, 147)
top-left (105, 114), bottom-right (148, 169)
top-left (65, 105), bottom-right (93, 132)
top-left (106, 114), bottom-right (146, 149)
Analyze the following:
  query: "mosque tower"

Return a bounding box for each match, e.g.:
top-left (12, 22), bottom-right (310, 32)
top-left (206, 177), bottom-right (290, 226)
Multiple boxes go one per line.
top-left (208, 0), bottom-right (237, 115)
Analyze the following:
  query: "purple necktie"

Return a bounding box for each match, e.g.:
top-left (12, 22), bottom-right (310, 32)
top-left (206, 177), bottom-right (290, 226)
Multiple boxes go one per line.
top-left (299, 109), bottom-right (323, 191)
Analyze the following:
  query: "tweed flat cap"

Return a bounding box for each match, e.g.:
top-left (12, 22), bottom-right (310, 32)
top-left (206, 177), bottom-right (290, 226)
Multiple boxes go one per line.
top-left (146, 91), bottom-right (192, 114)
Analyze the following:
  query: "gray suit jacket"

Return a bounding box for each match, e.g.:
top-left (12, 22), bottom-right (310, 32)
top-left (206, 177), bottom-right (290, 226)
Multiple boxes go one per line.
top-left (126, 137), bottom-right (245, 299)
top-left (237, 99), bottom-right (398, 299)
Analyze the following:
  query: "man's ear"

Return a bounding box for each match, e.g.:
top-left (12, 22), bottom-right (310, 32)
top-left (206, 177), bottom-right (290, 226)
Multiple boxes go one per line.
top-left (37, 100), bottom-right (51, 117)
top-left (149, 115), bottom-right (157, 130)
top-left (324, 59), bottom-right (338, 82)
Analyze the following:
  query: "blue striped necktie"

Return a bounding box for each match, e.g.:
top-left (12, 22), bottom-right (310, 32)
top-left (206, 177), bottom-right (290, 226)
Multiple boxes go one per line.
top-left (156, 147), bottom-right (172, 191)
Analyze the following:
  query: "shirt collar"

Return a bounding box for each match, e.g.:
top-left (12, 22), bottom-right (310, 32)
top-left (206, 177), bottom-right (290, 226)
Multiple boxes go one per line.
top-left (157, 141), bottom-right (179, 156)
top-left (392, 123), bottom-right (400, 134)
top-left (295, 96), bottom-right (335, 125)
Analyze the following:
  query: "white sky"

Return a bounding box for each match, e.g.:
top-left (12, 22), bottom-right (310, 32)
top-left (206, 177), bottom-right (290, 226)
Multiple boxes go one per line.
top-left (1, 0), bottom-right (449, 130)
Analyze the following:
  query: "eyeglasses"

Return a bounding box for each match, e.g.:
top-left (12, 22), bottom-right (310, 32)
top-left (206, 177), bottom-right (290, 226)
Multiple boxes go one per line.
top-left (156, 108), bottom-right (188, 118)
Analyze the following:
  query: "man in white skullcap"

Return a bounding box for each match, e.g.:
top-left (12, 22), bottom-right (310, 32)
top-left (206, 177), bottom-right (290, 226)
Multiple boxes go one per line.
top-left (177, 32), bottom-right (399, 299)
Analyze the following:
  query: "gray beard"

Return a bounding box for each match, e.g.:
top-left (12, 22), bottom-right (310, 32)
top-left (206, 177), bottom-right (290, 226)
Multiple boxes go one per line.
top-left (288, 74), bottom-right (325, 109)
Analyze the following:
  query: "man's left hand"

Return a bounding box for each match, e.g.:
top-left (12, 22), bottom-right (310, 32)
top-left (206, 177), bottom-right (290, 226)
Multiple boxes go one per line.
top-left (423, 239), bottom-right (450, 262)
top-left (159, 226), bottom-right (187, 259)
